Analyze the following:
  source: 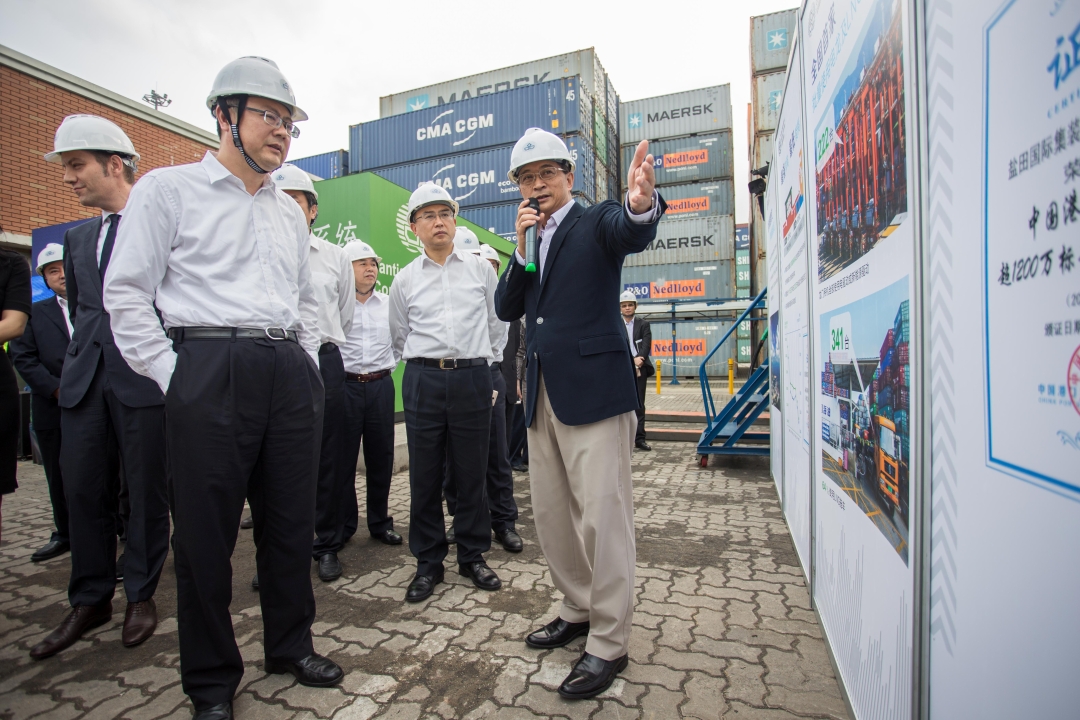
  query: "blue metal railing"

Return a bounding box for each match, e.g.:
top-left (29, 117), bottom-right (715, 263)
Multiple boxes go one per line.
top-left (699, 286), bottom-right (768, 425)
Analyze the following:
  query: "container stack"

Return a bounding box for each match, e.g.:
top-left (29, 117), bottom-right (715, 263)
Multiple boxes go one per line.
top-left (868, 299), bottom-right (910, 461)
top-left (289, 149), bottom-right (349, 180)
top-left (349, 49), bottom-right (620, 242)
top-left (749, 8), bottom-right (799, 292)
top-left (617, 86), bottom-right (736, 375)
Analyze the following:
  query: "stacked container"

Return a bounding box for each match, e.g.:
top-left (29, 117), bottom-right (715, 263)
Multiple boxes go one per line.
top-left (749, 8), bottom-right (799, 292)
top-left (290, 149), bottom-right (349, 180)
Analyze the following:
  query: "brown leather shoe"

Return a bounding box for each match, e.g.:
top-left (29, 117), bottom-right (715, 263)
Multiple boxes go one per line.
top-left (30, 601), bottom-right (113, 659)
top-left (122, 599), bottom-right (157, 647)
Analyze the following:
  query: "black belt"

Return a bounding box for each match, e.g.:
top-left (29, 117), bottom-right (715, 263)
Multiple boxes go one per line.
top-left (319, 342), bottom-right (337, 354)
top-left (167, 327), bottom-right (298, 343)
top-left (408, 357), bottom-right (486, 370)
top-left (345, 369), bottom-right (392, 383)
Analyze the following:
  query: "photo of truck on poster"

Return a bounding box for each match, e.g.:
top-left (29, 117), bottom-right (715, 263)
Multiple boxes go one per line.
top-left (770, 311), bottom-right (782, 409)
top-left (818, 277), bottom-right (910, 563)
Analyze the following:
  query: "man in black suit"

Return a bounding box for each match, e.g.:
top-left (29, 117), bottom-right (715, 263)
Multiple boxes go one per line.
top-left (619, 291), bottom-right (654, 451)
top-left (30, 115), bottom-right (168, 660)
top-left (494, 129), bottom-right (664, 699)
top-left (10, 244), bottom-right (72, 561)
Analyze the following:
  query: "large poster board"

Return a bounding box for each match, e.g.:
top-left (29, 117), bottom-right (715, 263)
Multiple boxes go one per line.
top-left (766, 164), bottom-right (784, 502)
top-left (801, 0), bottom-right (915, 715)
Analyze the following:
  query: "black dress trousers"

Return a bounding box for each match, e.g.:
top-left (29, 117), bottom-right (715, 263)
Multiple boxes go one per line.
top-left (635, 374), bottom-right (648, 444)
top-left (339, 373), bottom-right (396, 543)
top-left (312, 344), bottom-right (345, 559)
top-left (34, 428), bottom-right (68, 543)
top-left (166, 337), bottom-right (323, 711)
top-left (402, 361), bottom-right (491, 576)
top-left (61, 360), bottom-right (166, 607)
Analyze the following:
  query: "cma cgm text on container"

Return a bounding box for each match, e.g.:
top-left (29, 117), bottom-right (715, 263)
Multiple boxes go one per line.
top-left (620, 132), bottom-right (734, 188)
top-left (620, 86), bottom-right (732, 144)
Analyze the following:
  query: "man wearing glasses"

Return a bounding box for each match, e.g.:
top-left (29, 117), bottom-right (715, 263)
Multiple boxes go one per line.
top-left (389, 183), bottom-right (505, 603)
top-left (103, 57), bottom-right (342, 720)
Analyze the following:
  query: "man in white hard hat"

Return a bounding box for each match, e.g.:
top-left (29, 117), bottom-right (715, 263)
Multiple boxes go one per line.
top-left (337, 240), bottom-right (402, 551)
top-left (10, 244), bottom-right (73, 563)
top-left (102, 57), bottom-right (342, 719)
top-left (620, 290), bottom-right (654, 451)
top-left (495, 129), bottom-right (665, 699)
top-left (389, 182), bottom-right (505, 603)
top-left (30, 115), bottom-right (170, 662)
top-left (271, 164), bottom-right (356, 584)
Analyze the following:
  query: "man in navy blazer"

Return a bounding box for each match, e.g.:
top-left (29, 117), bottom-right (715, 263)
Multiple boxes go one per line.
top-left (494, 129), bottom-right (665, 700)
top-left (10, 244), bottom-right (73, 562)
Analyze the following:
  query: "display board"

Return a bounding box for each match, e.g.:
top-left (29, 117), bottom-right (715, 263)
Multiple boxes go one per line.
top-left (801, 0), bottom-right (915, 715)
top-left (766, 159), bottom-right (784, 502)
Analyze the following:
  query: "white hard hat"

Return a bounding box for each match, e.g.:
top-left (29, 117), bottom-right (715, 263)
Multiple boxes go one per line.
top-left (44, 115), bottom-right (140, 164)
top-left (343, 240), bottom-right (381, 264)
top-left (406, 182), bottom-right (459, 223)
top-left (36, 243), bottom-right (64, 273)
top-left (206, 56), bottom-right (308, 121)
top-left (272, 163), bottom-right (317, 200)
top-left (507, 127), bottom-right (576, 182)
top-left (454, 226), bottom-right (482, 254)
top-left (619, 290), bottom-right (638, 304)
top-left (478, 244), bottom-right (501, 264)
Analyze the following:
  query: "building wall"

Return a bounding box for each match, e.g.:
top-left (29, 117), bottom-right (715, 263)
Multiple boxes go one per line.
top-left (0, 64), bottom-right (215, 238)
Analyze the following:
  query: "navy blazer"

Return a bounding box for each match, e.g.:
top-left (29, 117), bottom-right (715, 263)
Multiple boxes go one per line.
top-left (60, 218), bottom-right (164, 409)
top-left (10, 295), bottom-right (69, 430)
top-left (494, 197), bottom-right (666, 427)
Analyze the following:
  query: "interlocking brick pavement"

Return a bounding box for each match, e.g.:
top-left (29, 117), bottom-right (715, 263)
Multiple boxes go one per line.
top-left (0, 444), bottom-right (850, 719)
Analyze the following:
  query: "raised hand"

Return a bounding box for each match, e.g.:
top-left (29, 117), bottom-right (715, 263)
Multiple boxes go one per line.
top-left (626, 140), bottom-right (656, 214)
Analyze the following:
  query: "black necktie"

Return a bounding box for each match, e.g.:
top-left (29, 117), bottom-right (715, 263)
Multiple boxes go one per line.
top-left (99, 214), bottom-right (120, 282)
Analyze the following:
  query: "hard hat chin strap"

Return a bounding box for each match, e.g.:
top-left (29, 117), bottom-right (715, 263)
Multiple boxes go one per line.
top-left (219, 96), bottom-right (269, 175)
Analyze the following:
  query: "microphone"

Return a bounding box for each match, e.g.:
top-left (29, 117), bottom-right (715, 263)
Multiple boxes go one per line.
top-left (524, 198), bottom-right (540, 273)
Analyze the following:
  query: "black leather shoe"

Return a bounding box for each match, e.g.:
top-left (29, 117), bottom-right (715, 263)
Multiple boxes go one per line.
top-left (115, 553), bottom-right (125, 582)
top-left (511, 462), bottom-right (528, 473)
top-left (371, 529), bottom-right (403, 545)
top-left (251, 573), bottom-right (259, 590)
top-left (240, 514), bottom-right (254, 530)
top-left (558, 653), bottom-right (628, 699)
top-left (459, 562), bottom-right (501, 591)
top-left (525, 617), bottom-right (590, 649)
top-left (193, 702), bottom-right (232, 720)
top-left (264, 653), bottom-right (343, 687)
top-left (445, 527), bottom-right (456, 545)
top-left (317, 553), bottom-right (342, 582)
top-left (635, 440), bottom-right (652, 451)
top-left (31, 540), bottom-right (70, 562)
top-left (494, 528), bottom-right (523, 553)
top-left (405, 567), bottom-right (444, 603)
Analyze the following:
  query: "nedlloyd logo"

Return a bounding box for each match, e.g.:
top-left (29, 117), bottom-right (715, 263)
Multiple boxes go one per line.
top-left (628, 113), bottom-right (643, 129)
top-left (768, 28), bottom-right (788, 50)
top-left (395, 204), bottom-right (423, 254)
top-left (407, 95), bottom-right (429, 112)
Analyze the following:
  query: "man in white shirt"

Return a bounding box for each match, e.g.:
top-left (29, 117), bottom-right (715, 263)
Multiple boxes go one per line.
top-left (102, 57), bottom-right (343, 720)
top-left (389, 183), bottom-right (505, 603)
top-left (337, 240), bottom-right (401, 550)
top-left (271, 164), bottom-right (355, 584)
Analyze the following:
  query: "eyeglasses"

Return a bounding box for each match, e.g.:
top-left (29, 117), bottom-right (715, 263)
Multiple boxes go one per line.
top-left (246, 107), bottom-right (300, 138)
top-left (516, 166), bottom-right (566, 187)
top-left (415, 209), bottom-right (455, 223)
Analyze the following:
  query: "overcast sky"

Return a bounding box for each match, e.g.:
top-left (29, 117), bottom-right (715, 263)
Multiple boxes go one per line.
top-left (2, 0), bottom-right (797, 224)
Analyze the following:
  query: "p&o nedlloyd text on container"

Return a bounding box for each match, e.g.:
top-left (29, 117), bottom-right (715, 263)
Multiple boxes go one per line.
top-left (658, 180), bottom-right (735, 218)
top-left (621, 260), bottom-right (733, 302)
top-left (379, 48), bottom-right (610, 118)
top-left (623, 215), bottom-right (735, 268)
top-left (620, 86), bottom-right (732, 144)
top-left (622, 132), bottom-right (734, 188)
top-left (750, 8), bottom-right (798, 75)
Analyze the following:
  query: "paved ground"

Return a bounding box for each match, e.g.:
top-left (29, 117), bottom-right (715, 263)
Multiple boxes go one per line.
top-left (0, 443), bottom-right (849, 720)
top-left (643, 379), bottom-right (733, 414)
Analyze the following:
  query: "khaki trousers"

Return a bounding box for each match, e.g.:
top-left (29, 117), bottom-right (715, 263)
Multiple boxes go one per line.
top-left (529, 371), bottom-right (637, 660)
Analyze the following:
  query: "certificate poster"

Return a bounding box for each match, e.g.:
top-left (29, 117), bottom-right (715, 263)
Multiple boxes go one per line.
top-left (801, 0), bottom-right (915, 716)
top-left (776, 44), bottom-right (812, 573)
top-left (766, 165), bottom-right (784, 501)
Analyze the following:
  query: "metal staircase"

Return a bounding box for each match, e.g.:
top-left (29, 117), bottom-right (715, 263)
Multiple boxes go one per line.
top-left (697, 287), bottom-right (770, 464)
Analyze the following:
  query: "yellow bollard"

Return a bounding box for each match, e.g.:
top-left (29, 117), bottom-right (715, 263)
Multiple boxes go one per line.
top-left (728, 358), bottom-right (735, 395)
top-left (655, 360), bottom-right (662, 394)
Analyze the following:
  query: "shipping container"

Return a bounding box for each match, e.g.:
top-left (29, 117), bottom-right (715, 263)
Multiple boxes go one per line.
top-left (458, 195), bottom-right (595, 241)
top-left (647, 320), bottom-right (736, 377)
top-left (624, 215), bottom-right (735, 267)
top-left (622, 132), bottom-right (734, 187)
top-left (751, 8), bottom-right (799, 75)
top-left (620, 86), bottom-right (733, 144)
top-left (357, 79), bottom-right (586, 170)
top-left (379, 48), bottom-right (609, 118)
top-left (657, 180), bottom-right (736, 218)
top-left (621, 260), bottom-right (734, 302)
top-left (348, 125), bottom-right (361, 174)
top-left (370, 136), bottom-right (596, 209)
top-left (290, 149), bottom-right (348, 180)
top-left (753, 71), bottom-right (786, 134)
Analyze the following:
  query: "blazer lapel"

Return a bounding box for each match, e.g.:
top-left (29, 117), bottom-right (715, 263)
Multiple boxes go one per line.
top-left (42, 297), bottom-right (69, 339)
top-left (539, 203), bottom-right (583, 298)
top-left (79, 218), bottom-right (104, 298)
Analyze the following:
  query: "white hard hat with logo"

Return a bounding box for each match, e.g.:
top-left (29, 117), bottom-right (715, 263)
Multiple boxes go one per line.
top-left (36, 243), bottom-right (64, 273)
top-left (619, 290), bottom-right (638, 304)
top-left (272, 163), bottom-right (318, 200)
top-left (44, 115), bottom-right (140, 166)
top-left (406, 182), bottom-right (459, 223)
top-left (478, 244), bottom-right (501, 265)
top-left (206, 56), bottom-right (308, 121)
top-left (507, 127), bottom-right (576, 182)
top-left (453, 227), bottom-right (482, 254)
top-left (343, 240), bottom-right (381, 264)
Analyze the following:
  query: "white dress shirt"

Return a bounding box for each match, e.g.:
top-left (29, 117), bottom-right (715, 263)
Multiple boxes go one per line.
top-left (624, 316), bottom-right (637, 357)
top-left (308, 233), bottom-right (354, 347)
top-left (103, 152), bottom-right (321, 392)
top-left (341, 291), bottom-right (398, 374)
top-left (98, 209), bottom-right (123, 264)
top-left (389, 248), bottom-right (502, 362)
top-left (491, 320), bottom-right (509, 366)
top-left (56, 295), bottom-right (73, 336)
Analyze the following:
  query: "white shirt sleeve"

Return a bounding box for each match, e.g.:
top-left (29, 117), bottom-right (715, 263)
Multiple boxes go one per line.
top-left (388, 271), bottom-right (409, 361)
top-left (294, 217), bottom-right (321, 367)
top-left (624, 190), bottom-right (662, 224)
top-left (337, 250), bottom-right (355, 338)
top-left (484, 262), bottom-right (503, 362)
top-left (102, 176), bottom-right (179, 394)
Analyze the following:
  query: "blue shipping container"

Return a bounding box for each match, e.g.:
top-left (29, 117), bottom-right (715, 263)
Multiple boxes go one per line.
top-left (371, 135), bottom-right (596, 209)
top-left (290, 149), bottom-right (348, 179)
top-left (349, 125), bottom-right (361, 173)
top-left (356, 78), bottom-right (585, 170)
top-left (460, 195), bottom-right (594, 241)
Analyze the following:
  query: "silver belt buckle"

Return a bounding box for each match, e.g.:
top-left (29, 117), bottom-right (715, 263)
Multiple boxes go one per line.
top-left (265, 327), bottom-right (288, 341)
top-left (439, 358), bottom-right (455, 370)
